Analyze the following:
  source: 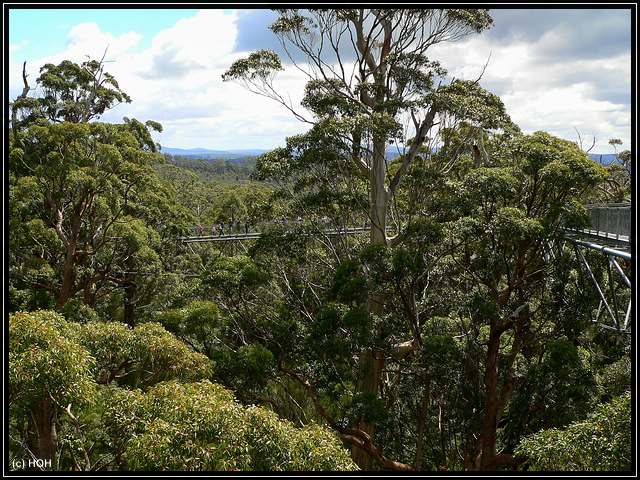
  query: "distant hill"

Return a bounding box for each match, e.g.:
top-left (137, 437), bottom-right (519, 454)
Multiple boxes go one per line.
top-left (160, 146), bottom-right (621, 166)
top-left (386, 148), bottom-right (622, 165)
top-left (379, 148), bottom-right (621, 164)
top-left (588, 153), bottom-right (622, 165)
top-left (160, 146), bottom-right (269, 161)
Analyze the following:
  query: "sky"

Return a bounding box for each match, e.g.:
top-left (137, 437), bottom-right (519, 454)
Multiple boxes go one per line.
top-left (8, 8), bottom-right (632, 152)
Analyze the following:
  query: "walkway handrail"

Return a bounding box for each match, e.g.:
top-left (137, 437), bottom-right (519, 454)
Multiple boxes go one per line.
top-left (563, 236), bottom-right (631, 261)
top-left (178, 226), bottom-right (374, 243)
top-left (583, 202), bottom-right (631, 208)
top-left (583, 203), bottom-right (631, 241)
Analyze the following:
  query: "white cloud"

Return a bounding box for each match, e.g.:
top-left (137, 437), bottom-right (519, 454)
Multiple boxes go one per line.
top-left (66, 22), bottom-right (142, 58)
top-left (9, 10), bottom-right (631, 152)
top-left (430, 32), bottom-right (631, 152)
top-left (9, 10), bottom-right (310, 150)
top-left (145, 9), bottom-right (239, 75)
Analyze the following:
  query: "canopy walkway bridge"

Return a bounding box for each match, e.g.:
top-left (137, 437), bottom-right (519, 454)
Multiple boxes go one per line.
top-left (179, 204), bottom-right (631, 251)
top-left (564, 203), bottom-right (631, 249)
top-left (178, 226), bottom-right (371, 244)
top-left (560, 203), bottom-right (632, 334)
top-left (177, 203), bottom-right (632, 334)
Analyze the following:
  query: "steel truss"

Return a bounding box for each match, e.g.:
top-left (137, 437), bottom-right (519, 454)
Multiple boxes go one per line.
top-left (561, 236), bottom-right (632, 334)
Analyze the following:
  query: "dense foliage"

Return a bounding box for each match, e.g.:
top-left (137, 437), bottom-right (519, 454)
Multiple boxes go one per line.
top-left (162, 154), bottom-right (257, 183)
top-left (515, 393), bottom-right (631, 471)
top-left (9, 311), bottom-right (354, 471)
top-left (8, 8), bottom-right (631, 473)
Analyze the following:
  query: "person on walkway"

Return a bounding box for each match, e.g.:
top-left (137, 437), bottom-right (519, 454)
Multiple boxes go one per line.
top-left (244, 220), bottom-right (249, 234)
top-left (196, 224), bottom-right (203, 236)
top-left (211, 224), bottom-right (217, 236)
top-left (219, 222), bottom-right (225, 236)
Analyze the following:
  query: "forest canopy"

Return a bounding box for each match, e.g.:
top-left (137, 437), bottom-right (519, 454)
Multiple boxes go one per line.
top-left (8, 8), bottom-right (631, 473)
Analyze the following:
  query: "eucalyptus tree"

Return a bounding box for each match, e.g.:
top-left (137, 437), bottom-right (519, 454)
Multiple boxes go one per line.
top-left (224, 10), bottom-right (507, 245)
top-left (9, 311), bottom-right (95, 465)
top-left (9, 120), bottom-right (167, 308)
top-left (9, 59), bottom-right (192, 317)
top-left (10, 310), bottom-right (356, 472)
top-left (224, 8), bottom-right (512, 469)
top-left (439, 131), bottom-right (607, 469)
top-left (11, 57), bottom-right (131, 130)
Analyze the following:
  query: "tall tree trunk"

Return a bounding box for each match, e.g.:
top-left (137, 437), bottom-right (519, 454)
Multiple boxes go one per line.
top-left (439, 401), bottom-right (447, 467)
top-left (28, 397), bottom-right (56, 469)
top-left (476, 304), bottom-right (529, 470)
top-left (352, 136), bottom-right (388, 470)
top-left (58, 245), bottom-right (76, 307)
top-left (415, 382), bottom-right (430, 470)
top-left (479, 326), bottom-right (501, 470)
top-left (123, 274), bottom-right (137, 326)
top-left (369, 137), bottom-right (388, 245)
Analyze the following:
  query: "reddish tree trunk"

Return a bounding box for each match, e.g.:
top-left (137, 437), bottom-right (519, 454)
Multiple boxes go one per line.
top-left (57, 246), bottom-right (76, 307)
top-left (29, 397), bottom-right (56, 469)
top-left (479, 326), bottom-right (501, 470)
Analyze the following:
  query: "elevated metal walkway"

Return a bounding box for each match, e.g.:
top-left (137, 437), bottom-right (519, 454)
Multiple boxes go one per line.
top-left (178, 227), bottom-right (370, 243)
top-left (175, 203), bottom-right (633, 334)
top-left (559, 204), bottom-right (632, 334)
top-left (566, 203), bottom-right (631, 246)
top-left (181, 204), bottom-right (632, 245)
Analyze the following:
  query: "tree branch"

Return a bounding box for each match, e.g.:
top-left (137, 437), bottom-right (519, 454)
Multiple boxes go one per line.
top-left (278, 362), bottom-right (413, 471)
top-left (388, 107), bottom-right (437, 194)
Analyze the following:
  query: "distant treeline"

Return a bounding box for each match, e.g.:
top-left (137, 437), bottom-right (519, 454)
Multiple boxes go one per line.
top-left (163, 154), bottom-right (257, 182)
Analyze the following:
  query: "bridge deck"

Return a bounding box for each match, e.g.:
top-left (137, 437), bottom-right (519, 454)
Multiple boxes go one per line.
top-left (562, 235), bottom-right (631, 261)
top-left (182, 226), bottom-right (632, 250)
top-left (564, 228), bottom-right (630, 245)
top-left (179, 227), bottom-right (371, 243)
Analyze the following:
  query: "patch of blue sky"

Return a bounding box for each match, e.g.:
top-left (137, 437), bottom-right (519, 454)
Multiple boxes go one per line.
top-left (9, 8), bottom-right (199, 60)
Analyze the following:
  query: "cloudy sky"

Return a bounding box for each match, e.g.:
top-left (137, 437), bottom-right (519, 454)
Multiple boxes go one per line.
top-left (9, 8), bottom-right (632, 152)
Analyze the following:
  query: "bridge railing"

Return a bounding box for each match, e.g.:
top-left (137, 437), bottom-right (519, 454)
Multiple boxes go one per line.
top-left (583, 203), bottom-right (631, 241)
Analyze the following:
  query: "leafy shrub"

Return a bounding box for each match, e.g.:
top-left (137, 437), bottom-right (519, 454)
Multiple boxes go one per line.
top-left (515, 393), bottom-right (631, 471)
top-left (75, 321), bottom-right (213, 386)
top-left (59, 299), bottom-right (99, 324)
top-left (104, 380), bottom-right (358, 471)
top-left (9, 310), bottom-right (95, 414)
top-left (596, 356), bottom-right (631, 400)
